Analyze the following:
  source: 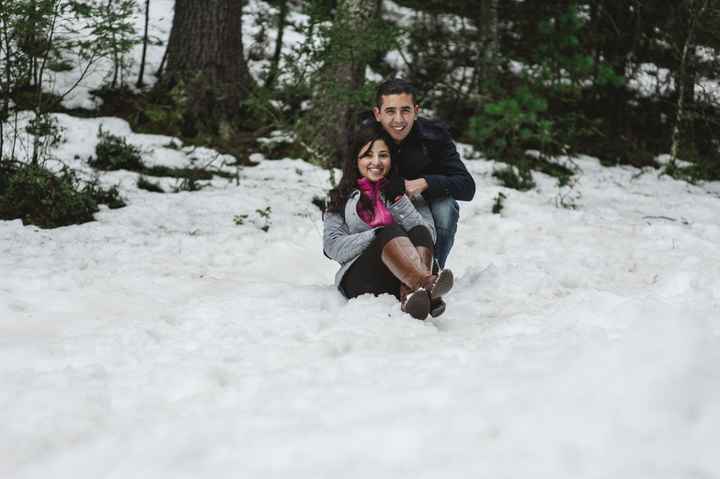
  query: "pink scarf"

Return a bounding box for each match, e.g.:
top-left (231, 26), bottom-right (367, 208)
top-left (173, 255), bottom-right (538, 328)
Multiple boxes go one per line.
top-left (356, 178), bottom-right (395, 228)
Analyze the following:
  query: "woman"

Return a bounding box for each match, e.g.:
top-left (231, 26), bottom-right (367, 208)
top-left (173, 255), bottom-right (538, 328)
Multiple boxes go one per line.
top-left (323, 122), bottom-right (453, 320)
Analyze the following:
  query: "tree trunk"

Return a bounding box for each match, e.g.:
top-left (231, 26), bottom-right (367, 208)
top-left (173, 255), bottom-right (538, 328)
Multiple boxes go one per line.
top-left (477, 0), bottom-right (499, 86)
top-left (264, 0), bottom-right (288, 90)
top-left (136, 0), bottom-right (150, 88)
top-left (161, 0), bottom-right (254, 137)
top-left (670, 0), bottom-right (708, 163)
top-left (596, 0), bottom-right (637, 141)
top-left (155, 46), bottom-right (168, 81)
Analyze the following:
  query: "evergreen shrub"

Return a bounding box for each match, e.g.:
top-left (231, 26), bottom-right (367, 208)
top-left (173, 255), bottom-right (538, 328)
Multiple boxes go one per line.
top-left (86, 182), bottom-right (126, 209)
top-left (137, 176), bottom-right (164, 193)
top-left (469, 85), bottom-right (552, 165)
top-left (90, 127), bottom-right (144, 171)
top-left (492, 192), bottom-right (506, 214)
top-left (0, 162), bottom-right (120, 228)
top-left (492, 165), bottom-right (535, 191)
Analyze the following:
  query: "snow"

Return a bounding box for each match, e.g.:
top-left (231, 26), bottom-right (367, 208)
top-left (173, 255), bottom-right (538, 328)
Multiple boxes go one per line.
top-left (3, 1), bottom-right (720, 477)
top-left (2, 114), bottom-right (720, 478)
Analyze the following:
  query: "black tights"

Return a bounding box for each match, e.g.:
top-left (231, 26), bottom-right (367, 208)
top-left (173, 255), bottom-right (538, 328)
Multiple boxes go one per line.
top-left (340, 224), bottom-right (433, 300)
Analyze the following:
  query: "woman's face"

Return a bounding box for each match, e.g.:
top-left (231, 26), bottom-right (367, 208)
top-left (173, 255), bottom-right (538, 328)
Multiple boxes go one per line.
top-left (357, 138), bottom-right (391, 182)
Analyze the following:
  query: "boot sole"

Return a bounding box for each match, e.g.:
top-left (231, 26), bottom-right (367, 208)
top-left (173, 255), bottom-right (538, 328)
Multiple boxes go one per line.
top-left (429, 299), bottom-right (446, 318)
top-left (430, 269), bottom-right (453, 300)
top-left (403, 289), bottom-right (431, 320)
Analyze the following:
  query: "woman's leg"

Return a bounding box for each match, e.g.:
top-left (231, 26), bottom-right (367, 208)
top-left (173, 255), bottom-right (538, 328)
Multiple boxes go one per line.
top-left (406, 225), bottom-right (453, 317)
top-left (341, 224), bottom-right (450, 320)
top-left (340, 224), bottom-right (407, 300)
top-left (406, 225), bottom-right (434, 250)
top-left (341, 224), bottom-right (435, 319)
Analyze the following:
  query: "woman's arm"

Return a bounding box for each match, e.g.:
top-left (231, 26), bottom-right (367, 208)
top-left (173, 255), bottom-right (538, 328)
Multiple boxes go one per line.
top-left (387, 195), bottom-right (437, 243)
top-left (323, 212), bottom-right (377, 264)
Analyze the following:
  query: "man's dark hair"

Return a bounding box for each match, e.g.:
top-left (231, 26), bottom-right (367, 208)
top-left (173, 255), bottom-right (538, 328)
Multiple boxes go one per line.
top-left (375, 78), bottom-right (418, 108)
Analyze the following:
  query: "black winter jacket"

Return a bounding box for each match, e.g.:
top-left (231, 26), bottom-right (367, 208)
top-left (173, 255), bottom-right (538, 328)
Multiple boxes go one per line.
top-left (389, 118), bottom-right (476, 202)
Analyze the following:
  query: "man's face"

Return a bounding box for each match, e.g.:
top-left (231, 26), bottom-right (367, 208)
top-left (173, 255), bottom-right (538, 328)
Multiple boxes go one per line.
top-left (373, 93), bottom-right (419, 143)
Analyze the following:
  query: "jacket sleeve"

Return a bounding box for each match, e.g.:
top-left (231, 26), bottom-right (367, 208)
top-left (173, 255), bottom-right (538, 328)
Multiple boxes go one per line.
top-left (323, 212), bottom-right (377, 264)
top-left (387, 195), bottom-right (437, 243)
top-left (423, 138), bottom-right (476, 202)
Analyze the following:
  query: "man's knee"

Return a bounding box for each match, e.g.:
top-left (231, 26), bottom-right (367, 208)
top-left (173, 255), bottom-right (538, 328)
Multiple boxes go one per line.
top-left (430, 197), bottom-right (459, 233)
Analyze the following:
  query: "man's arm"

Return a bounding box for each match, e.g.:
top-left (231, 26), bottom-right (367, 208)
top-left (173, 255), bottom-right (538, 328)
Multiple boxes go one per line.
top-left (423, 139), bottom-right (476, 201)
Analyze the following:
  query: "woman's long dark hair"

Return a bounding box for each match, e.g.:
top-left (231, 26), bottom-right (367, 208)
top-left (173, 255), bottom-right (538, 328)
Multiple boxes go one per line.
top-left (326, 122), bottom-right (395, 214)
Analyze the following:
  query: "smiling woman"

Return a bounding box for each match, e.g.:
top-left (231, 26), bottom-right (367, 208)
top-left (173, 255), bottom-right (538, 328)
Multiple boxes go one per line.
top-left (322, 123), bottom-right (454, 320)
top-left (356, 137), bottom-right (391, 182)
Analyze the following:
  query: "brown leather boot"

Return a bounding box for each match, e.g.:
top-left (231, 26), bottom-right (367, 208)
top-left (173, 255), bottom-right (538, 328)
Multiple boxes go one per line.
top-left (416, 246), bottom-right (454, 317)
top-left (381, 237), bottom-right (433, 320)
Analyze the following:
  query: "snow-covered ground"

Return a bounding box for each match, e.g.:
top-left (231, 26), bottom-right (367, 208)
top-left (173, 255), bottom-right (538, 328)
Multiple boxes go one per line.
top-left (2, 114), bottom-right (720, 478)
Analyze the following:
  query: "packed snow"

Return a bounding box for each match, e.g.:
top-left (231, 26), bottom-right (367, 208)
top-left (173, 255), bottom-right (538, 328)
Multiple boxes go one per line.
top-left (3, 0), bottom-right (720, 477)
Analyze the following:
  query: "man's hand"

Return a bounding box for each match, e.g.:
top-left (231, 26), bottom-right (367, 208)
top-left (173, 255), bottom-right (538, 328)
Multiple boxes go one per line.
top-left (404, 178), bottom-right (429, 198)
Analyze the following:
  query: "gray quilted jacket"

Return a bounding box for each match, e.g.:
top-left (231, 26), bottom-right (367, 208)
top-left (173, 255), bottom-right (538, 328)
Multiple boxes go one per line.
top-left (323, 190), bottom-right (436, 294)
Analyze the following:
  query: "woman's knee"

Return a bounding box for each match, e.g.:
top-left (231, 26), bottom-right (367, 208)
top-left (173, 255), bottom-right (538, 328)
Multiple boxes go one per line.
top-left (376, 223), bottom-right (406, 242)
top-left (407, 225), bottom-right (433, 249)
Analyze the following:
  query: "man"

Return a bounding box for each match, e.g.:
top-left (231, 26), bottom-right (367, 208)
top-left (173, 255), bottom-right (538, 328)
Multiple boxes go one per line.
top-left (372, 78), bottom-right (475, 269)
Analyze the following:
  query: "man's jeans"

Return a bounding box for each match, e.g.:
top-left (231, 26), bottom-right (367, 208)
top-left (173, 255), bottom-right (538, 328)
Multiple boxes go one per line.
top-left (429, 196), bottom-right (459, 269)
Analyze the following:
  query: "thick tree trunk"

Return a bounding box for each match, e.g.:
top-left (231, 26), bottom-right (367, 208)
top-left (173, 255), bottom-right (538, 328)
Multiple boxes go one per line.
top-left (162, 0), bottom-right (254, 136)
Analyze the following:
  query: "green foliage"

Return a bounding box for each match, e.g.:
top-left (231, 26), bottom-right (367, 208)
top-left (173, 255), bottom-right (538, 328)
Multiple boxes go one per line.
top-left (491, 192), bottom-right (506, 214)
top-left (233, 206), bottom-right (272, 232)
top-left (84, 181), bottom-right (126, 209)
top-left (555, 175), bottom-right (582, 209)
top-left (663, 158), bottom-right (720, 183)
top-left (0, 161), bottom-right (125, 228)
top-left (25, 113), bottom-right (64, 163)
top-left (89, 126), bottom-right (232, 191)
top-left (465, 3), bottom-right (632, 188)
top-left (90, 127), bottom-right (144, 171)
top-left (137, 176), bottom-right (164, 193)
top-left (137, 83), bottom-right (188, 137)
top-left (289, 0), bottom-right (395, 167)
top-left (3, 0), bottom-right (139, 92)
top-left (172, 173), bottom-right (208, 193)
top-left (469, 85), bottom-right (552, 164)
top-left (311, 195), bottom-right (326, 213)
top-left (170, 159), bottom-right (215, 192)
top-left (256, 206), bottom-right (272, 232)
top-left (143, 164), bottom-right (217, 180)
top-left (47, 58), bottom-right (74, 73)
top-left (233, 213), bottom-right (249, 225)
top-left (84, 0), bottom-right (140, 88)
top-left (400, 4), bottom-right (487, 133)
top-left (492, 165), bottom-right (535, 191)
top-left (531, 155), bottom-right (576, 184)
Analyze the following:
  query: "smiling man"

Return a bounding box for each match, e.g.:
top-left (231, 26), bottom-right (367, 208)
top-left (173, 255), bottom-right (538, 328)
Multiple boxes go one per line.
top-left (373, 78), bottom-right (476, 270)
